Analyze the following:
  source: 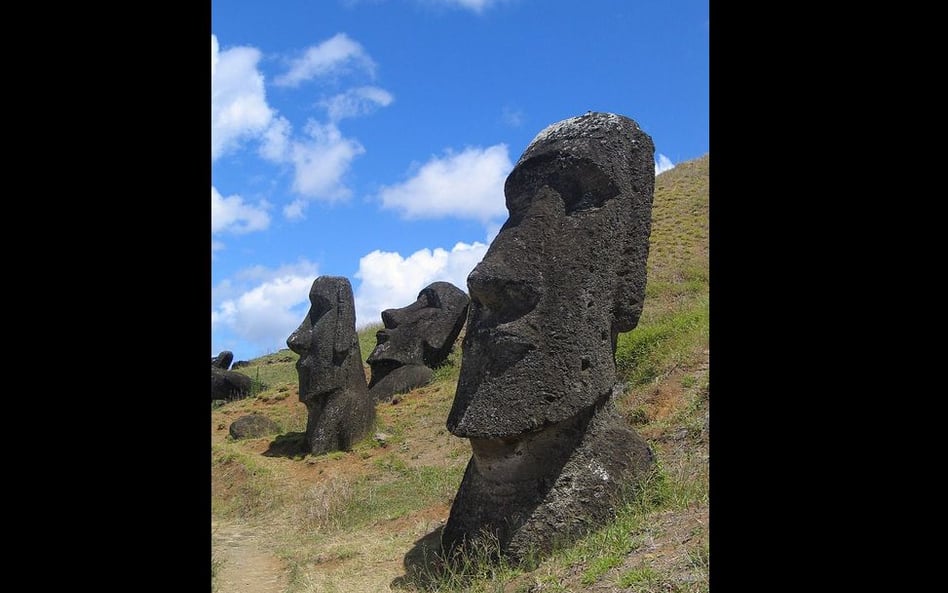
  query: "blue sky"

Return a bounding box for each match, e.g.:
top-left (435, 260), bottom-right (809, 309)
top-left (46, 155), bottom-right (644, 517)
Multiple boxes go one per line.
top-left (211, 0), bottom-right (709, 361)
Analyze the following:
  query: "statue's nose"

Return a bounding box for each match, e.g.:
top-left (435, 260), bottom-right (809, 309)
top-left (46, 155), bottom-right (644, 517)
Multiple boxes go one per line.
top-left (286, 322), bottom-right (312, 354)
top-left (467, 259), bottom-right (542, 325)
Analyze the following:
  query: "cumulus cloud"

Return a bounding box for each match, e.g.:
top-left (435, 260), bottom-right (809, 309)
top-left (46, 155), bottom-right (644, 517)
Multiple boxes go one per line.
top-left (287, 121), bottom-right (366, 201)
top-left (353, 241), bottom-right (488, 328)
top-left (211, 186), bottom-right (271, 235)
top-left (212, 260), bottom-right (320, 356)
top-left (258, 115), bottom-right (292, 162)
top-left (257, 117), bottom-right (367, 204)
top-left (320, 86), bottom-right (394, 122)
top-left (421, 0), bottom-right (511, 12)
top-left (377, 145), bottom-right (512, 223)
top-left (211, 35), bottom-right (275, 161)
top-left (283, 199), bottom-right (308, 220)
top-left (214, 33), bottom-right (389, 207)
top-left (274, 33), bottom-right (376, 88)
top-left (655, 153), bottom-right (675, 176)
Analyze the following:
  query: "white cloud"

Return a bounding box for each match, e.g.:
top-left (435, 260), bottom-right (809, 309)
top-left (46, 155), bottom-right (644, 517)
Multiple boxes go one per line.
top-left (214, 34), bottom-right (388, 206)
top-left (320, 86), bottom-right (394, 122)
top-left (353, 241), bottom-right (487, 328)
top-left (212, 260), bottom-right (320, 356)
top-left (283, 199), bottom-right (308, 220)
top-left (211, 35), bottom-right (275, 161)
top-left (288, 121), bottom-right (366, 201)
top-left (258, 116), bottom-right (292, 162)
top-left (421, 0), bottom-right (511, 13)
top-left (655, 153), bottom-right (675, 176)
top-left (211, 186), bottom-right (271, 235)
top-left (377, 145), bottom-right (512, 223)
top-left (257, 118), bottom-right (366, 203)
top-left (274, 33), bottom-right (376, 88)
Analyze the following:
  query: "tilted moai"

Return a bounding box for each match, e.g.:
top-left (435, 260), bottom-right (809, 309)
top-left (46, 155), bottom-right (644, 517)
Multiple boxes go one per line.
top-left (212, 350), bottom-right (235, 370)
top-left (442, 112), bottom-right (657, 561)
top-left (286, 276), bottom-right (375, 456)
top-left (366, 281), bottom-right (470, 401)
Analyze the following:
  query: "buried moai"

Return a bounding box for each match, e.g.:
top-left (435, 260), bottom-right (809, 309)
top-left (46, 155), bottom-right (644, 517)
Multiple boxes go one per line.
top-left (211, 350), bottom-right (252, 400)
top-left (366, 281), bottom-right (470, 401)
top-left (286, 276), bottom-right (375, 456)
top-left (441, 112), bottom-right (657, 561)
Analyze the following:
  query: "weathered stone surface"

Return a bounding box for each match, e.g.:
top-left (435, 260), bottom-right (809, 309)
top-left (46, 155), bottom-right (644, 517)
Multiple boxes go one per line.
top-left (212, 350), bottom-right (234, 370)
top-left (368, 364), bottom-right (434, 402)
top-left (443, 397), bottom-right (653, 560)
top-left (229, 414), bottom-right (280, 440)
top-left (286, 276), bottom-right (375, 456)
top-left (442, 112), bottom-right (656, 561)
top-left (367, 281), bottom-right (470, 401)
top-left (211, 366), bottom-right (252, 400)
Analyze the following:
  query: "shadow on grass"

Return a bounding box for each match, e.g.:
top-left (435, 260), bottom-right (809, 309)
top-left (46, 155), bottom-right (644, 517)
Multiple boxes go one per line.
top-left (391, 525), bottom-right (446, 590)
top-left (262, 431), bottom-right (306, 458)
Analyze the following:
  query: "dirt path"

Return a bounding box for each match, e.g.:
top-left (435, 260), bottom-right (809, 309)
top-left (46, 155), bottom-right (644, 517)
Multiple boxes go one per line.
top-left (212, 518), bottom-right (289, 593)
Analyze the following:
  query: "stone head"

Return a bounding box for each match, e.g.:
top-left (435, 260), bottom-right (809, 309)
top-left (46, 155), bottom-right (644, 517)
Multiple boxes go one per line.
top-left (286, 276), bottom-right (359, 404)
top-left (447, 112), bottom-right (655, 438)
top-left (367, 281), bottom-right (470, 373)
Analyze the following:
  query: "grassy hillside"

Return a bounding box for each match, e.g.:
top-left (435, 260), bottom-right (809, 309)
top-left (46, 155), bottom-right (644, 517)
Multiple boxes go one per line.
top-left (211, 153), bottom-right (709, 593)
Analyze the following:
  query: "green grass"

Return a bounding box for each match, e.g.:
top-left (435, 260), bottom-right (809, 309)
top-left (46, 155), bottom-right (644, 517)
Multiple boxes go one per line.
top-left (617, 566), bottom-right (658, 588)
top-left (211, 444), bottom-right (283, 518)
top-left (581, 553), bottom-right (624, 584)
top-left (615, 296), bottom-right (709, 388)
top-left (336, 456), bottom-right (465, 530)
top-left (358, 322), bottom-right (384, 363)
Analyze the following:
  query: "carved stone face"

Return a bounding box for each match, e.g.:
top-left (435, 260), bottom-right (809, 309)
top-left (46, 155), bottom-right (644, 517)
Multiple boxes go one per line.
top-left (286, 276), bottom-right (355, 403)
top-left (446, 113), bottom-right (655, 439)
top-left (368, 287), bottom-right (438, 371)
top-left (367, 281), bottom-right (470, 373)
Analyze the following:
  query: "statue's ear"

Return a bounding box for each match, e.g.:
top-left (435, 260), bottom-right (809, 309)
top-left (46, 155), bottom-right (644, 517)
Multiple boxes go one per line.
top-left (332, 279), bottom-right (358, 365)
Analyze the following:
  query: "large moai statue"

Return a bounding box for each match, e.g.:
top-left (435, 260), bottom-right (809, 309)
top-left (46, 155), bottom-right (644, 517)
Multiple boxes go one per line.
top-left (286, 276), bottom-right (375, 456)
top-left (442, 112), bottom-right (656, 561)
top-left (366, 281), bottom-right (470, 401)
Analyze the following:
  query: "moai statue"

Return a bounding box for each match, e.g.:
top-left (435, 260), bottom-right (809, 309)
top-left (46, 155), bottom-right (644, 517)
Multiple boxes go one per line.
top-left (366, 281), bottom-right (470, 401)
top-left (212, 350), bottom-right (235, 370)
top-left (442, 112), bottom-right (656, 561)
top-left (286, 276), bottom-right (375, 456)
top-left (210, 350), bottom-right (252, 400)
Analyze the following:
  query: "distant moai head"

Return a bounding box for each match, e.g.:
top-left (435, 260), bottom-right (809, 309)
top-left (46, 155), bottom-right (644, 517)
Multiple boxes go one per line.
top-left (368, 281), bottom-right (470, 372)
top-left (447, 111), bottom-right (656, 438)
top-left (366, 281), bottom-right (470, 401)
top-left (286, 276), bottom-right (361, 404)
top-left (212, 350), bottom-right (234, 370)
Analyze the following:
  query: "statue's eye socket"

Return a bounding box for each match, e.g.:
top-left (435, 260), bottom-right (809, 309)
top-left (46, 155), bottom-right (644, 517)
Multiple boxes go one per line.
top-left (308, 294), bottom-right (333, 324)
top-left (506, 155), bottom-right (619, 216)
